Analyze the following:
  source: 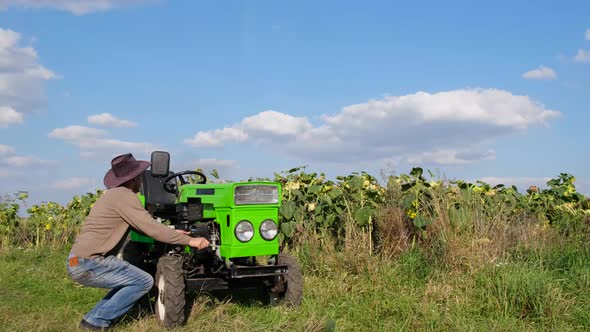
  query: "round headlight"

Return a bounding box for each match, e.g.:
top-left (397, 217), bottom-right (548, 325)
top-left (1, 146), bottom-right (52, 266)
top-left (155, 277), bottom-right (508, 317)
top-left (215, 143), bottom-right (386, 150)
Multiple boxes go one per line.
top-left (260, 219), bottom-right (278, 241)
top-left (235, 220), bottom-right (254, 242)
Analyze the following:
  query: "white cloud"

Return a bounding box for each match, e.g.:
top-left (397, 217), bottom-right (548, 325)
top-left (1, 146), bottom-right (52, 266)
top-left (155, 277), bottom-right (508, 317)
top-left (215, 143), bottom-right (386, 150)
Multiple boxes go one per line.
top-left (49, 125), bottom-right (107, 140)
top-left (326, 89), bottom-right (557, 130)
top-left (407, 149), bottom-right (496, 165)
top-left (0, 27), bottom-right (18, 49)
top-left (522, 66), bottom-right (557, 80)
top-left (574, 49), bottom-right (590, 63)
top-left (585, 29), bottom-right (590, 41)
top-left (185, 89), bottom-right (559, 166)
top-left (0, 145), bottom-right (52, 169)
top-left (0, 28), bottom-right (55, 127)
top-left (185, 127), bottom-right (248, 148)
top-left (51, 177), bottom-right (96, 190)
top-left (0, 107), bottom-right (23, 127)
top-left (49, 125), bottom-right (159, 157)
top-left (88, 113), bottom-right (137, 128)
top-left (0, 0), bottom-right (153, 15)
top-left (0, 155), bottom-right (53, 167)
top-left (184, 111), bottom-right (314, 148)
top-left (242, 110), bottom-right (313, 136)
top-left (0, 144), bottom-right (14, 155)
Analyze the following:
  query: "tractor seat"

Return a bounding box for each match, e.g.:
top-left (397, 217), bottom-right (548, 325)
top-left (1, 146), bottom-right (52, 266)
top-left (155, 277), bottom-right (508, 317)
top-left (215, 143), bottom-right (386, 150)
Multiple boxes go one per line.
top-left (140, 170), bottom-right (176, 219)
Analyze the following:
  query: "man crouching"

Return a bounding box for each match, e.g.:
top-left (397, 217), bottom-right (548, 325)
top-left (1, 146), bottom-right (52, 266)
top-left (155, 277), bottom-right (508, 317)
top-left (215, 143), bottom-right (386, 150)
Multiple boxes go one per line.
top-left (66, 153), bottom-right (209, 330)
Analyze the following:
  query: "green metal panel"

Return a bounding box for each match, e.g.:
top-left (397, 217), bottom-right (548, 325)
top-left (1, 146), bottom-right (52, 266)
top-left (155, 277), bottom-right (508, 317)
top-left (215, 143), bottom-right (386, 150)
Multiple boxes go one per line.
top-left (217, 207), bottom-right (280, 258)
top-left (178, 182), bottom-right (282, 208)
top-left (130, 231), bottom-right (155, 243)
top-left (219, 243), bottom-right (279, 258)
top-left (178, 183), bottom-right (233, 206)
top-left (130, 193), bottom-right (155, 243)
top-left (131, 182), bottom-right (282, 256)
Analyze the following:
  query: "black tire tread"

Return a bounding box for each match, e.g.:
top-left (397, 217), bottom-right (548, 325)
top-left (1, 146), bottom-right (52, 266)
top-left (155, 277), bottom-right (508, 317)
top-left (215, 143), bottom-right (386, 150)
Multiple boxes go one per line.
top-left (278, 253), bottom-right (303, 306)
top-left (155, 256), bottom-right (186, 329)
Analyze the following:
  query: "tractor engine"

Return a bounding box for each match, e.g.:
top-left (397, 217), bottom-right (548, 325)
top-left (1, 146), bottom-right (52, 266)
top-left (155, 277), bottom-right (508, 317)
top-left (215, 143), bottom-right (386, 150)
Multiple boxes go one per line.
top-left (175, 198), bottom-right (204, 232)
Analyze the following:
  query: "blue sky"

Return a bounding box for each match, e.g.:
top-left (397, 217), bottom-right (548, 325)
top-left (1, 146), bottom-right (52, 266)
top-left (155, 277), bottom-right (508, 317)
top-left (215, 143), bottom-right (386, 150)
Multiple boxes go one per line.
top-left (0, 0), bottom-right (589, 205)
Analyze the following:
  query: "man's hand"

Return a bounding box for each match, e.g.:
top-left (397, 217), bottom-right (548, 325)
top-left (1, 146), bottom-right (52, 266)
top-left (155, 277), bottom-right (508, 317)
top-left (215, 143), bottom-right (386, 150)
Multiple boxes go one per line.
top-left (188, 237), bottom-right (210, 250)
top-left (175, 229), bottom-right (209, 249)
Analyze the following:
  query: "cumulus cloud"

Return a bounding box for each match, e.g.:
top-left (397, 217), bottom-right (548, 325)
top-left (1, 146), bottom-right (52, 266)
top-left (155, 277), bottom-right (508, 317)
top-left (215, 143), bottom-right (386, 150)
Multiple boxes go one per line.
top-left (0, 144), bottom-right (53, 167)
top-left (0, 155), bottom-right (53, 167)
top-left (185, 89), bottom-right (559, 166)
top-left (49, 125), bottom-right (159, 157)
top-left (407, 149), bottom-right (496, 165)
top-left (574, 49), bottom-right (590, 63)
top-left (0, 143), bottom-right (15, 155)
top-left (0, 28), bottom-right (55, 127)
top-left (184, 111), bottom-right (312, 147)
top-left (49, 125), bottom-right (107, 140)
top-left (0, 107), bottom-right (24, 127)
top-left (88, 113), bottom-right (137, 128)
top-left (185, 127), bottom-right (248, 148)
top-left (242, 111), bottom-right (313, 136)
top-left (522, 66), bottom-right (557, 80)
top-left (0, 0), bottom-right (153, 15)
top-left (51, 177), bottom-right (96, 190)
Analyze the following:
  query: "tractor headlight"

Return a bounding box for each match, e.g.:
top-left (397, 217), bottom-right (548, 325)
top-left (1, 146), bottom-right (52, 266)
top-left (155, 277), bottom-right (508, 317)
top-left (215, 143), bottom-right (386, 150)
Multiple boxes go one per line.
top-left (260, 219), bottom-right (278, 241)
top-left (235, 220), bottom-right (254, 242)
top-left (234, 185), bottom-right (279, 205)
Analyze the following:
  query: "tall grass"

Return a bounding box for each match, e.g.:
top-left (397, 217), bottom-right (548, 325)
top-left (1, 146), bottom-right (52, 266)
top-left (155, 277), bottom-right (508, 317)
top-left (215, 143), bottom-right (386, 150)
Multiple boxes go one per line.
top-left (1, 221), bottom-right (589, 330)
top-left (1, 175), bottom-right (589, 330)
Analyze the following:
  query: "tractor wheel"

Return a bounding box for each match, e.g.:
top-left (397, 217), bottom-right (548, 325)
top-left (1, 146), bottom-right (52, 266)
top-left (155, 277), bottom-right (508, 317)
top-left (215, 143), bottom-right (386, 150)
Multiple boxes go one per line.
top-left (155, 256), bottom-right (187, 329)
top-left (271, 253), bottom-right (303, 306)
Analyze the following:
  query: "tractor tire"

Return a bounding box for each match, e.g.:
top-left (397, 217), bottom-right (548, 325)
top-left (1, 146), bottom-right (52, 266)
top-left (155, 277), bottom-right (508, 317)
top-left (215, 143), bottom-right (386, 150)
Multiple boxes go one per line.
top-left (155, 256), bottom-right (187, 329)
top-left (271, 253), bottom-right (303, 306)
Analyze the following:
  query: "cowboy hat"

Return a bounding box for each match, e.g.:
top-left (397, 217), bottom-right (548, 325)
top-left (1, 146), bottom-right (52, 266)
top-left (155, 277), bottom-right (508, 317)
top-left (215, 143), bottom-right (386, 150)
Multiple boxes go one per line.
top-left (103, 153), bottom-right (151, 189)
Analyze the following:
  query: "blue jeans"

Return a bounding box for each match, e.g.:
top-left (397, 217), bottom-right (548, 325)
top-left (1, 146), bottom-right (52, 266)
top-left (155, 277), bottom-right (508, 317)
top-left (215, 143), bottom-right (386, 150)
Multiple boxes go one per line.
top-left (66, 254), bottom-right (154, 328)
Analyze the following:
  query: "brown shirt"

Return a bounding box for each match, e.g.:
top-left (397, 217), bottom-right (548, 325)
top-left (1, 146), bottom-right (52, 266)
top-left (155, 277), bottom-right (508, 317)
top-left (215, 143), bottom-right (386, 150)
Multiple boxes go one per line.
top-left (71, 187), bottom-right (191, 258)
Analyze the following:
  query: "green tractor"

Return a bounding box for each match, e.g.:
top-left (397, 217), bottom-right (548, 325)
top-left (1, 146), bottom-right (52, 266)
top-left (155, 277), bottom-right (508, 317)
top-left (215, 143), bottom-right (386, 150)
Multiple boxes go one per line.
top-left (121, 151), bottom-right (303, 328)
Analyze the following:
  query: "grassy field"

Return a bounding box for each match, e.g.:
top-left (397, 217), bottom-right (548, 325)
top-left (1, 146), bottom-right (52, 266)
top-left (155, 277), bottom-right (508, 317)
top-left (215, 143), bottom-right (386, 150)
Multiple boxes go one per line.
top-left (2, 172), bottom-right (590, 331)
top-left (1, 231), bottom-right (589, 332)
